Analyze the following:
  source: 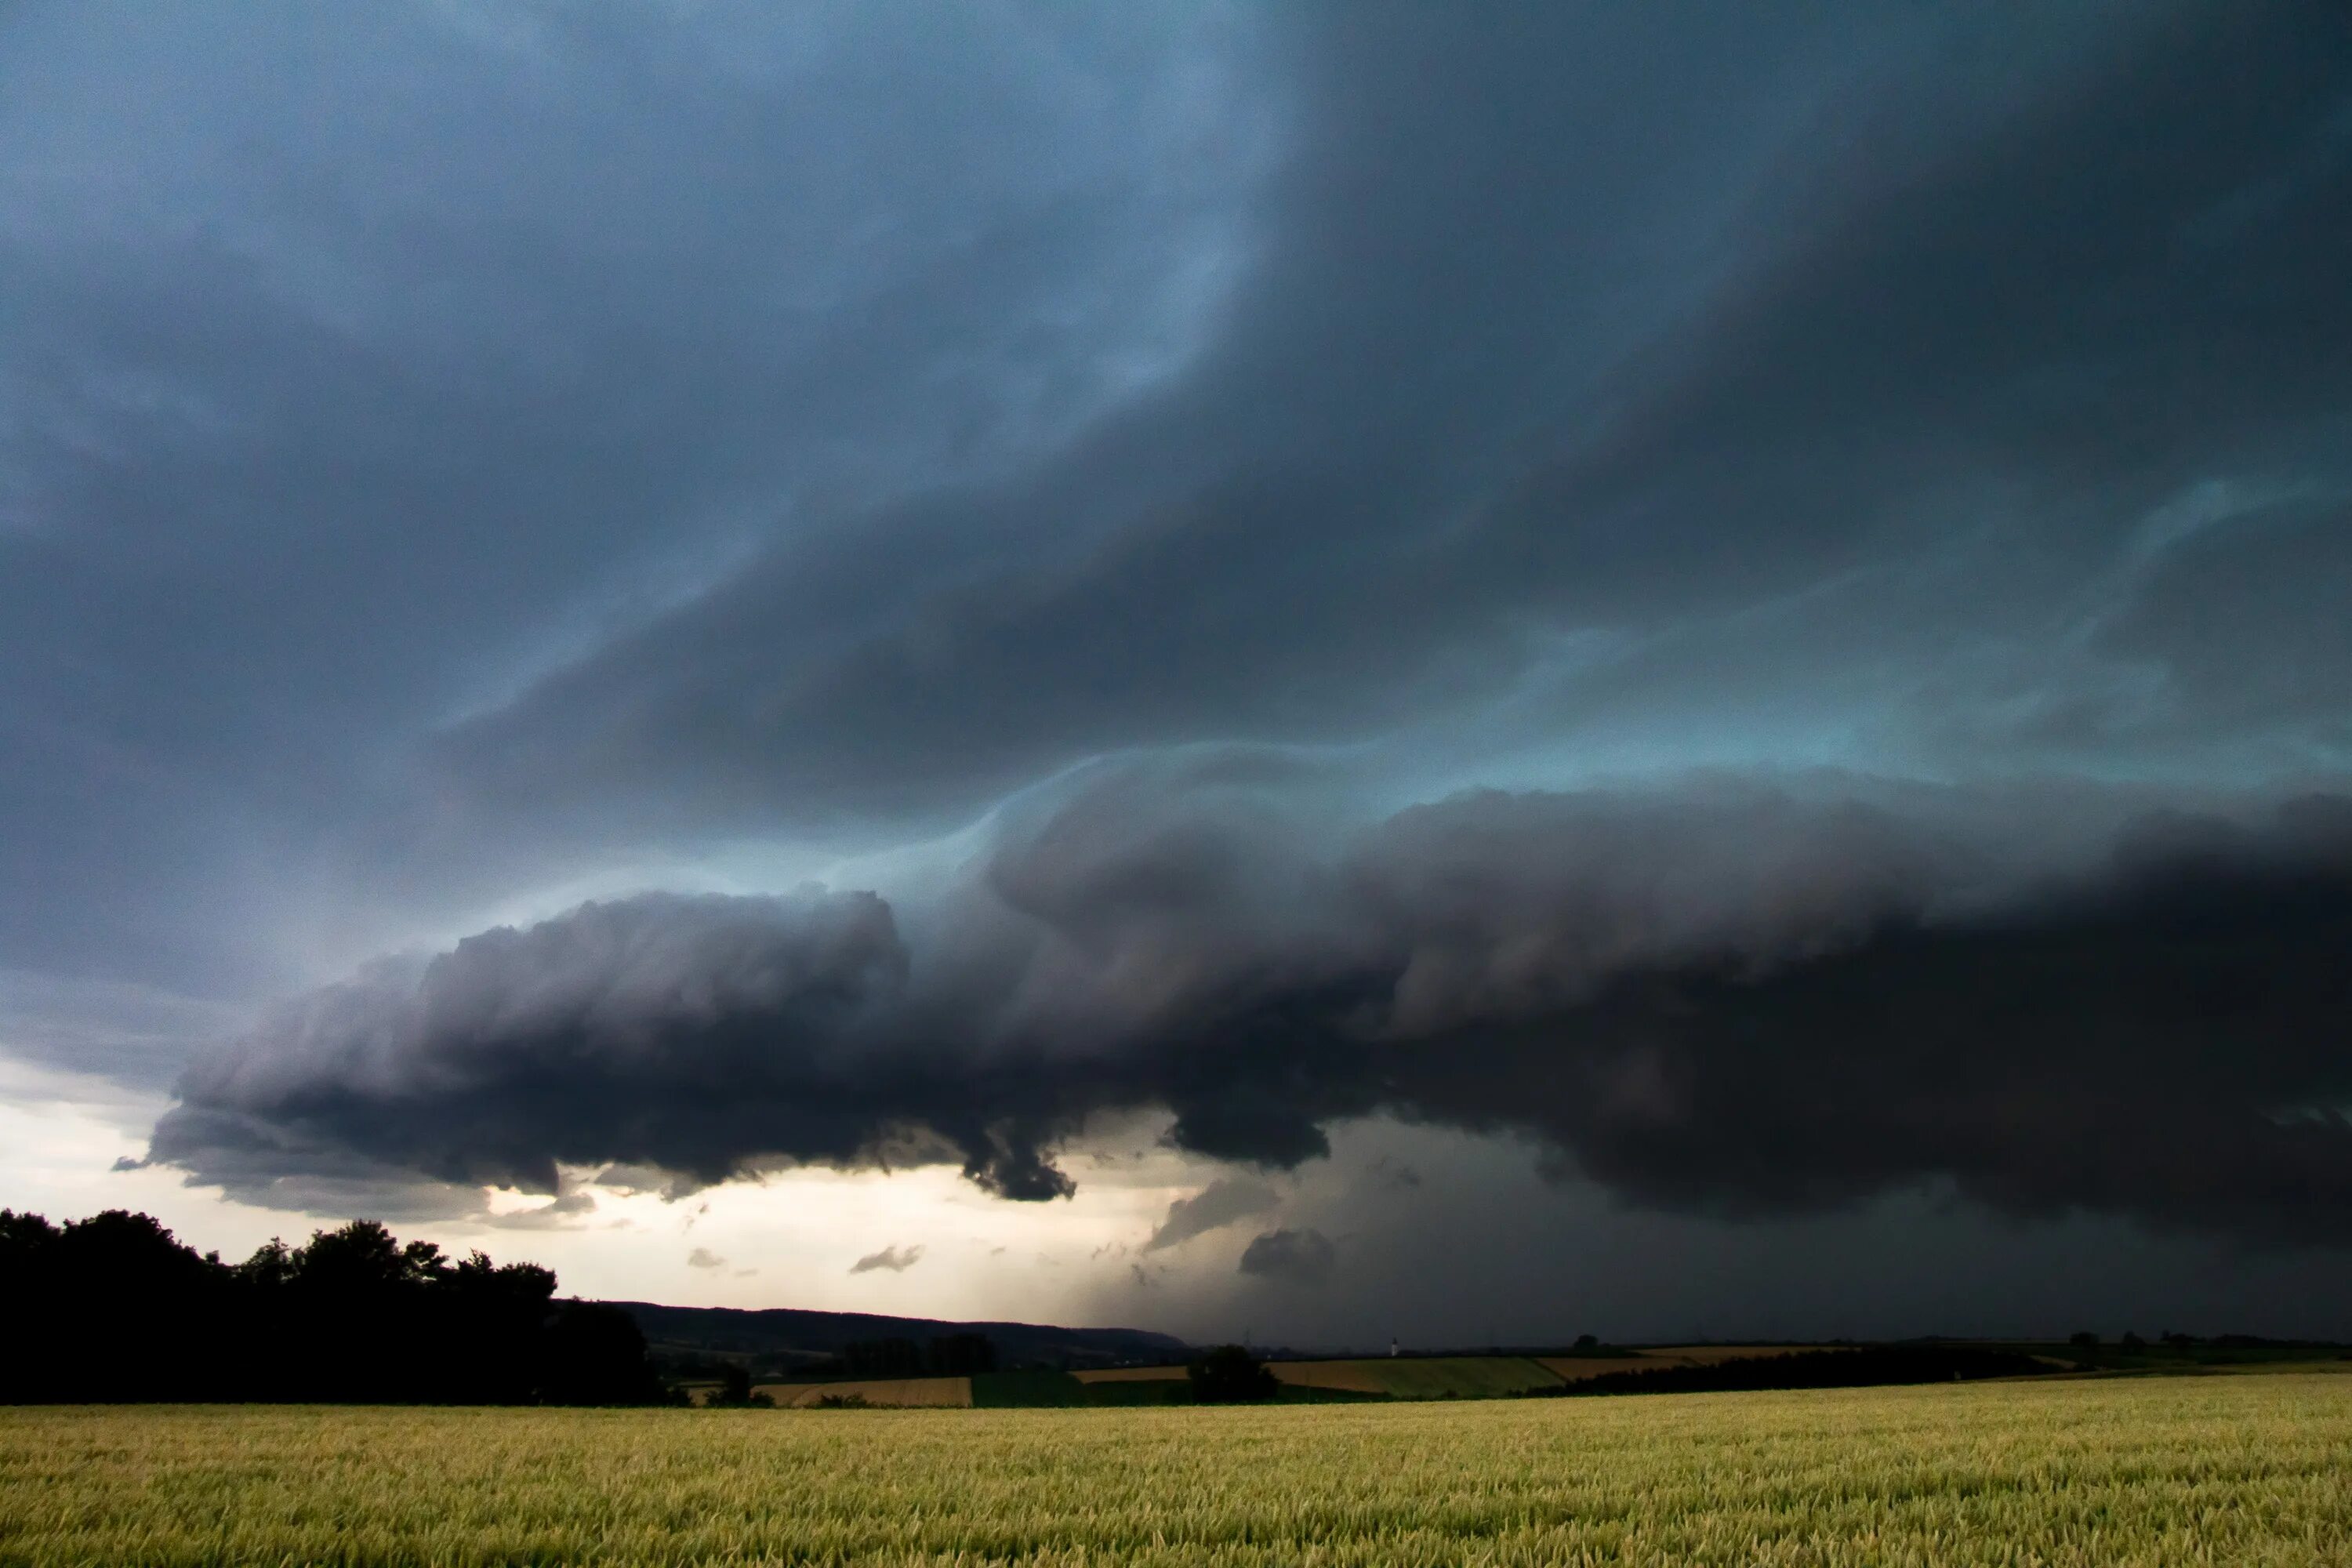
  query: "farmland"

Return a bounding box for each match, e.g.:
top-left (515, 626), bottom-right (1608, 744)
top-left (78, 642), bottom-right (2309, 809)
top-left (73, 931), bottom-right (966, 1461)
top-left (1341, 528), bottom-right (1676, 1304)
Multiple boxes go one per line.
top-left (789, 1345), bottom-right (1876, 1406)
top-left (5, 1373), bottom-right (2350, 1565)
top-left (1080, 1354), bottom-right (1566, 1399)
top-left (750, 1346), bottom-right (1828, 1408)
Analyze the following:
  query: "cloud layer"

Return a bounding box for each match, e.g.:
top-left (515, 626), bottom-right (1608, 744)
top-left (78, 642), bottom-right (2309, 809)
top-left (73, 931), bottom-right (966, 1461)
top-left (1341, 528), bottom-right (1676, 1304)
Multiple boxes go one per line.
top-left (7, 2), bottom-right (2352, 1329)
top-left (151, 778), bottom-right (2352, 1244)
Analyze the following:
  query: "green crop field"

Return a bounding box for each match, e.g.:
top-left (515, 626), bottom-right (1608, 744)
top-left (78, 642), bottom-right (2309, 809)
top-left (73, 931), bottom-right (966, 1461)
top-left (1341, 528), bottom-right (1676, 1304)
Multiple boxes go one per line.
top-left (4, 1374), bottom-right (2350, 1566)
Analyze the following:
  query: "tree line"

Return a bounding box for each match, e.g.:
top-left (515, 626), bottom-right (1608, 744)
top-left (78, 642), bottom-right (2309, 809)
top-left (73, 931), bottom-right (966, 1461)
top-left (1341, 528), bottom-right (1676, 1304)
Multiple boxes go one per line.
top-left (0, 1207), bottom-right (670, 1404)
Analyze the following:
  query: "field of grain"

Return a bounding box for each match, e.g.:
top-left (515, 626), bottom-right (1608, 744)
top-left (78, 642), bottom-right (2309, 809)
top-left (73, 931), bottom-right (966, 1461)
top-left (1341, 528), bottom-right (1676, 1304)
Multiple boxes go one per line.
top-left (757, 1376), bottom-right (971, 1408)
top-left (5, 1374), bottom-right (2350, 1564)
top-left (1533, 1355), bottom-right (1659, 1382)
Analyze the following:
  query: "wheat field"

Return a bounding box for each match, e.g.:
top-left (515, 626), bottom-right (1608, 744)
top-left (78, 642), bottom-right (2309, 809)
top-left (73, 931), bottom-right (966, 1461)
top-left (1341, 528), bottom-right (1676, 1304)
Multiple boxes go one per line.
top-left (4, 1374), bottom-right (2350, 1566)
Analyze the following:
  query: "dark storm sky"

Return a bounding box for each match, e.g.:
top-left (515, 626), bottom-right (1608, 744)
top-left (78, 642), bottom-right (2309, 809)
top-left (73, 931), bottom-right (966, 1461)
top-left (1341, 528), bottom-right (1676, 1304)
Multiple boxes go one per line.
top-left (5, 1), bottom-right (2352, 1338)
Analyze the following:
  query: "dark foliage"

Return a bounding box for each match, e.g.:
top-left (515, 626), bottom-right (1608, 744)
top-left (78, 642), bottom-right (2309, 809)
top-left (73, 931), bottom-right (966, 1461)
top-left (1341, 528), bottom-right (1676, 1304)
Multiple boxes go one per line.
top-left (0, 1207), bottom-right (671, 1405)
top-left (1520, 1347), bottom-right (2053, 1399)
top-left (1188, 1344), bottom-right (1279, 1404)
top-left (699, 1362), bottom-right (773, 1408)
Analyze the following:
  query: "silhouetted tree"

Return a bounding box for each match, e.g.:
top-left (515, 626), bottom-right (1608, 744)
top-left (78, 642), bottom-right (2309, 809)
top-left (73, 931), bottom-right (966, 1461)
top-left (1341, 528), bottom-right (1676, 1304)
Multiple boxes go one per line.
top-left (1189, 1344), bottom-right (1279, 1404)
top-left (702, 1361), bottom-right (773, 1408)
top-left (0, 1206), bottom-right (670, 1406)
top-left (539, 1301), bottom-right (668, 1406)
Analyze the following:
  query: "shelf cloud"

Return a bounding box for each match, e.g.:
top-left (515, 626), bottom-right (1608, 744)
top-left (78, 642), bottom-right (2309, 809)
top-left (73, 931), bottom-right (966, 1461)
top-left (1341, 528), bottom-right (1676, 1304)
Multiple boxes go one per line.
top-left (149, 778), bottom-right (2352, 1245)
top-left (8, 0), bottom-right (2352, 1331)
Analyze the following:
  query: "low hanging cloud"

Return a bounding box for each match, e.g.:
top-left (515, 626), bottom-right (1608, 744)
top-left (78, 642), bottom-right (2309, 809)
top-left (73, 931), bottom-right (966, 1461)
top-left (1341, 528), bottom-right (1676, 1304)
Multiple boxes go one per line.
top-left (1240, 1228), bottom-right (1337, 1287)
top-left (850, 1243), bottom-right (925, 1275)
top-left (686, 1247), bottom-right (725, 1269)
top-left (1144, 1178), bottom-right (1282, 1252)
top-left (146, 775), bottom-right (2352, 1246)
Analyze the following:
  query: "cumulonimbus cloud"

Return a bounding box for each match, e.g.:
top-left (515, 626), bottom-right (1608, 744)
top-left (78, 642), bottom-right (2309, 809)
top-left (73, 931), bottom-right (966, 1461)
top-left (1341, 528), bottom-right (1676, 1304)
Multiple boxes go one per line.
top-left (147, 776), bottom-right (2352, 1245)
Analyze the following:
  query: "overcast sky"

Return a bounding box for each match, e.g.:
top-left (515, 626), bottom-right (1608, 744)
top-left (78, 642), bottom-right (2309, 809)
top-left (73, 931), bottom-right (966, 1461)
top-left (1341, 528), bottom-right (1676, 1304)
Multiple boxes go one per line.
top-left (5, 1), bottom-right (2352, 1346)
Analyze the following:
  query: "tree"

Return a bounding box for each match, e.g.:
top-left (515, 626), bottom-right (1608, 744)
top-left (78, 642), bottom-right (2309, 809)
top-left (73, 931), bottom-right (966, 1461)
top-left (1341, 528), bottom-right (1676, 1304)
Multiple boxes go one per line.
top-left (237, 1238), bottom-right (296, 1290)
top-left (2068, 1330), bottom-right (2100, 1350)
top-left (1189, 1344), bottom-right (1279, 1404)
top-left (539, 1301), bottom-right (668, 1406)
top-left (704, 1362), bottom-right (772, 1409)
top-left (0, 1205), bottom-right (674, 1406)
top-left (295, 1220), bottom-right (413, 1294)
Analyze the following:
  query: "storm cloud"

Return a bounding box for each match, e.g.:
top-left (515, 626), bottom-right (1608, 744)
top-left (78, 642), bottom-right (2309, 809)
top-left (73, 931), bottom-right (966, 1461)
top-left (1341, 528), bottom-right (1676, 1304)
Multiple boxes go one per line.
top-left (1239, 1229), bottom-right (1337, 1289)
top-left (1145, 1178), bottom-right (1282, 1254)
top-left (9, 2), bottom-right (2352, 1332)
top-left (150, 779), bottom-right (2352, 1244)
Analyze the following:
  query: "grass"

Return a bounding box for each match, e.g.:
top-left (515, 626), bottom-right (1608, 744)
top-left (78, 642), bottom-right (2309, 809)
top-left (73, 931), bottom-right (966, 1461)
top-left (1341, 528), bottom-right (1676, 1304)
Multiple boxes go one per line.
top-left (4, 1374), bottom-right (2351, 1564)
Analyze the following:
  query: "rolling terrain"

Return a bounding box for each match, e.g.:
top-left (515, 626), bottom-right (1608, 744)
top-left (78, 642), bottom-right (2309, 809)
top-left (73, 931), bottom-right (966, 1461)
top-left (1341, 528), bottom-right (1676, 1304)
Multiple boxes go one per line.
top-left (9, 1374), bottom-right (2348, 1564)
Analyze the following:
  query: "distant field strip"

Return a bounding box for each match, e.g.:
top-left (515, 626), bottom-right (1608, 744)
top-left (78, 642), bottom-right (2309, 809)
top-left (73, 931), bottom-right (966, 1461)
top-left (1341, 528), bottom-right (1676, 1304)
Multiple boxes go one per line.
top-left (756, 1376), bottom-right (971, 1408)
top-left (1069, 1364), bottom-right (1186, 1383)
top-left (1537, 1345), bottom-right (1855, 1383)
top-left (1278, 1356), bottom-right (1563, 1398)
top-left (1641, 1345), bottom-right (1840, 1363)
top-left (6, 1374), bottom-right (2350, 1565)
top-left (1077, 1349), bottom-right (1809, 1398)
top-left (1533, 1356), bottom-right (1657, 1382)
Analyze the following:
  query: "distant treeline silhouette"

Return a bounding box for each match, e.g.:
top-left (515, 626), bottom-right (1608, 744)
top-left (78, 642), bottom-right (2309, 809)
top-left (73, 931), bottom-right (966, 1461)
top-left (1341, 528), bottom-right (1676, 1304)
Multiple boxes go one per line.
top-left (0, 1207), bottom-right (670, 1405)
top-left (1520, 1345), bottom-right (2051, 1399)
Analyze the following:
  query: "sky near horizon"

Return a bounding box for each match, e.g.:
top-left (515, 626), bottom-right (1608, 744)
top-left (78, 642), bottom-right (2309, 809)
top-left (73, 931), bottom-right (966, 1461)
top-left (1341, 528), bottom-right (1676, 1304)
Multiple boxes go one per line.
top-left (5, 1), bottom-right (2352, 1346)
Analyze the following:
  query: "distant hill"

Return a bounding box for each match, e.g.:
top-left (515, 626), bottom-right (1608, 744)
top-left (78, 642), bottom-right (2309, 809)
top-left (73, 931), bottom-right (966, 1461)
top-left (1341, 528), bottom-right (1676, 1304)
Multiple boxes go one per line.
top-left (609, 1301), bottom-right (1188, 1372)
